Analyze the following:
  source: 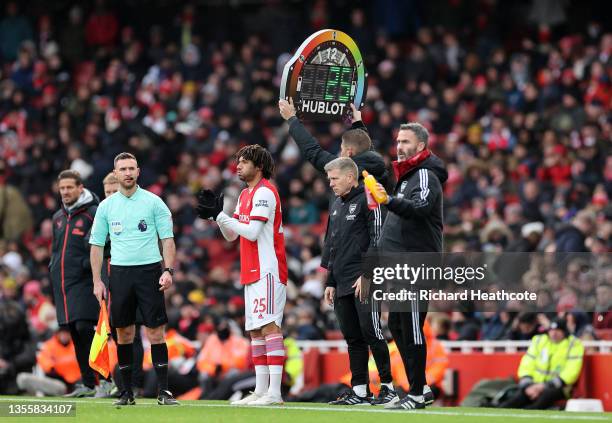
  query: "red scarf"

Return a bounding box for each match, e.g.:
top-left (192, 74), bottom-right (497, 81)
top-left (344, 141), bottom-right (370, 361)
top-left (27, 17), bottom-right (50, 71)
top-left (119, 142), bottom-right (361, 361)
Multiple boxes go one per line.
top-left (392, 149), bottom-right (431, 180)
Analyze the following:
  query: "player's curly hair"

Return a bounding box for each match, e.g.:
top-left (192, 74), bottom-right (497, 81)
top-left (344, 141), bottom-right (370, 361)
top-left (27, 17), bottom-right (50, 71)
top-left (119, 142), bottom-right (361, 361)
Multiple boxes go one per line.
top-left (236, 144), bottom-right (275, 179)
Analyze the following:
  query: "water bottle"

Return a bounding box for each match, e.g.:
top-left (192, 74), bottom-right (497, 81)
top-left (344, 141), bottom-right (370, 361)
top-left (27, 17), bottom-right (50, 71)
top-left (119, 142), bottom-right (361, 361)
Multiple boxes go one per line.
top-left (362, 170), bottom-right (388, 204)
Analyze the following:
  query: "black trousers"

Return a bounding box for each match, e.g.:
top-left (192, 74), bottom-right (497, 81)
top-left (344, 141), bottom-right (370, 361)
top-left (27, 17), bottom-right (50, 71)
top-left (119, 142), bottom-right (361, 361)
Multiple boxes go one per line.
top-left (334, 294), bottom-right (392, 387)
top-left (67, 320), bottom-right (97, 388)
top-left (388, 303), bottom-right (427, 396)
top-left (499, 386), bottom-right (566, 409)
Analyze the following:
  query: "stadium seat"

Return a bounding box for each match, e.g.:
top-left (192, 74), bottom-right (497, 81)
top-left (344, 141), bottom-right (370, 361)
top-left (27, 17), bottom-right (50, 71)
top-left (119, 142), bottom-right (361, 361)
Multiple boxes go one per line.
top-left (324, 330), bottom-right (344, 340)
top-left (321, 352), bottom-right (350, 384)
top-left (302, 349), bottom-right (321, 390)
top-left (594, 329), bottom-right (612, 340)
top-left (201, 238), bottom-right (238, 272)
top-left (572, 365), bottom-right (589, 399)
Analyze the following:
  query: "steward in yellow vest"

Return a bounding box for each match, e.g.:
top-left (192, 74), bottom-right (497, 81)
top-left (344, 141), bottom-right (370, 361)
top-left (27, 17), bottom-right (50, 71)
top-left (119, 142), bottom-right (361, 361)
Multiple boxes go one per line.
top-left (498, 317), bottom-right (584, 409)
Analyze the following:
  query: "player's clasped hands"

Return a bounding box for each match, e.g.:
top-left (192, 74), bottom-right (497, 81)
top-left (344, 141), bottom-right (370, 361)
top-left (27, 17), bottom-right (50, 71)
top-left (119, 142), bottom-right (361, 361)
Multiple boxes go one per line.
top-left (195, 189), bottom-right (224, 221)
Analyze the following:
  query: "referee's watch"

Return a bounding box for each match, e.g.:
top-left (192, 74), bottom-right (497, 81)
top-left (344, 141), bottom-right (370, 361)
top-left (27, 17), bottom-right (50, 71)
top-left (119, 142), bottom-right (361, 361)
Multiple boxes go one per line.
top-left (163, 267), bottom-right (175, 276)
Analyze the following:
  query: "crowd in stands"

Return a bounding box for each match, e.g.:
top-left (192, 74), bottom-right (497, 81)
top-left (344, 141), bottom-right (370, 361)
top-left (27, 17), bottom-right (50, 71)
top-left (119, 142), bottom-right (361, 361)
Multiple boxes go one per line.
top-left (0, 0), bottom-right (610, 394)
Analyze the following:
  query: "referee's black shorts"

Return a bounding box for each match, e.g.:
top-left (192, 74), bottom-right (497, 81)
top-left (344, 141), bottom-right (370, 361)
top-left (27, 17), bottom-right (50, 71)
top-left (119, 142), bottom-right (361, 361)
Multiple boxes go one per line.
top-left (109, 262), bottom-right (168, 328)
top-left (103, 258), bottom-right (144, 327)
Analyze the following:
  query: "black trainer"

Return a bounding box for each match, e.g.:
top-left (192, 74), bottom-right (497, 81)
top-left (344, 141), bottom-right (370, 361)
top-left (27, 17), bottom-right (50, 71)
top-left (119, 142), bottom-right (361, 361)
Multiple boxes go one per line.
top-left (113, 391), bottom-right (136, 406)
top-left (423, 385), bottom-right (435, 406)
top-left (157, 390), bottom-right (180, 406)
top-left (328, 390), bottom-right (372, 406)
top-left (387, 394), bottom-right (426, 410)
top-left (371, 385), bottom-right (399, 406)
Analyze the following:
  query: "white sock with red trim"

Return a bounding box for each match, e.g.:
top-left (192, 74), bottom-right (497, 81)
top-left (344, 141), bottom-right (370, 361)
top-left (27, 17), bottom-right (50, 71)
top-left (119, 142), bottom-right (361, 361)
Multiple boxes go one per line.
top-left (251, 337), bottom-right (269, 395)
top-left (265, 333), bottom-right (285, 398)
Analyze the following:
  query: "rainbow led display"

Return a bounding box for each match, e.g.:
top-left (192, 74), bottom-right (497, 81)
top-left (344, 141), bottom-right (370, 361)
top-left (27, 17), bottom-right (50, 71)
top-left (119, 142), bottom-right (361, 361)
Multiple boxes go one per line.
top-left (280, 29), bottom-right (368, 121)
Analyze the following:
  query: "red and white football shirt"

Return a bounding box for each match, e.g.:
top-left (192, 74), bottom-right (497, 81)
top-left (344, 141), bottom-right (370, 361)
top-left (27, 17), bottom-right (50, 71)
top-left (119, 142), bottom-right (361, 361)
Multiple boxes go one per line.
top-left (233, 178), bottom-right (288, 285)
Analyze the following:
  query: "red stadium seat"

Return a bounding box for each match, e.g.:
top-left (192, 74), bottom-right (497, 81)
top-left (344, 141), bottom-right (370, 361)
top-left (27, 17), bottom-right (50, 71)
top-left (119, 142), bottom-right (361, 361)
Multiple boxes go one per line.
top-left (200, 238), bottom-right (238, 272)
top-left (324, 330), bottom-right (344, 340)
top-left (594, 329), bottom-right (612, 340)
top-left (302, 349), bottom-right (321, 391)
top-left (321, 351), bottom-right (350, 384)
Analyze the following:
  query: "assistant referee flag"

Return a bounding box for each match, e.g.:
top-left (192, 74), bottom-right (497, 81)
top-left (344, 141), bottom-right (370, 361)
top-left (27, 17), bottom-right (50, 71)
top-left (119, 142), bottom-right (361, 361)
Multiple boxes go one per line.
top-left (89, 300), bottom-right (111, 378)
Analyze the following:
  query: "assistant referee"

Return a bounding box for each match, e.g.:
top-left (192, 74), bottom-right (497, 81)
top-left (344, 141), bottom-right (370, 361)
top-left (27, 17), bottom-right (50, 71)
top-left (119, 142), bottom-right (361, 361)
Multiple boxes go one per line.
top-left (89, 152), bottom-right (178, 406)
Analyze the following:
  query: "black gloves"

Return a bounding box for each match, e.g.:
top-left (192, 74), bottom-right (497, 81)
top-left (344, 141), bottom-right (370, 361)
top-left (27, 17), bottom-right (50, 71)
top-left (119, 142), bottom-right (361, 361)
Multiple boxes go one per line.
top-left (196, 189), bottom-right (224, 220)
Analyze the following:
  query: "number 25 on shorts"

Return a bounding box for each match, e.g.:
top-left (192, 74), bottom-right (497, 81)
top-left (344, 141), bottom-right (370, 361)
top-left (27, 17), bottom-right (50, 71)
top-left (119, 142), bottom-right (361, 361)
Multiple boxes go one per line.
top-left (253, 298), bottom-right (267, 314)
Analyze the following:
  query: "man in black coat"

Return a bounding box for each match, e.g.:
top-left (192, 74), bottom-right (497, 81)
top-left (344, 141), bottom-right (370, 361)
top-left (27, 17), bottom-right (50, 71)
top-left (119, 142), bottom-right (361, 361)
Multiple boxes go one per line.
top-left (555, 210), bottom-right (595, 253)
top-left (278, 99), bottom-right (388, 187)
top-left (279, 100), bottom-right (394, 404)
top-left (50, 170), bottom-right (100, 397)
top-left (374, 122), bottom-right (448, 410)
top-left (321, 157), bottom-right (393, 406)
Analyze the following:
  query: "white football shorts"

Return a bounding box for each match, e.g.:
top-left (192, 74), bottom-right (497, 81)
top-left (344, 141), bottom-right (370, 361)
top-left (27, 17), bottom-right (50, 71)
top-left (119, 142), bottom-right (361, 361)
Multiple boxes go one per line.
top-left (244, 273), bottom-right (286, 331)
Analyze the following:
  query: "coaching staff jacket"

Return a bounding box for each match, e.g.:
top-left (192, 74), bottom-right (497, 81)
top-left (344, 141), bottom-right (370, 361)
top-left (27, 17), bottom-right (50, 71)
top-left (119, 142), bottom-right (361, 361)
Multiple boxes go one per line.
top-left (287, 117), bottom-right (389, 187)
top-left (378, 150), bottom-right (448, 253)
top-left (322, 185), bottom-right (382, 297)
top-left (50, 189), bottom-right (100, 324)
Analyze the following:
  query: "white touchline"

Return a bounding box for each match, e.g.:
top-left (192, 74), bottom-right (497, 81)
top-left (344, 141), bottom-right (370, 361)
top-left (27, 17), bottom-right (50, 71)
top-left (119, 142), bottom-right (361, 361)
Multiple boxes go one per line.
top-left (0, 398), bottom-right (609, 421)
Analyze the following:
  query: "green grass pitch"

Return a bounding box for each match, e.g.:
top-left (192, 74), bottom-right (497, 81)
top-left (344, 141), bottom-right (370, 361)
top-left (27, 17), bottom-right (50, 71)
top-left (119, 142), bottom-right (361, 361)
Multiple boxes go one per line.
top-left (0, 397), bottom-right (610, 423)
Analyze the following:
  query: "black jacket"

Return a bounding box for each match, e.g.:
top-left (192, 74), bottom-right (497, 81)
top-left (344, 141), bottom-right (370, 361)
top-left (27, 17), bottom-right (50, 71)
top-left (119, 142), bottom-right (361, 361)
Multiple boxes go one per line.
top-left (379, 154), bottom-right (448, 252)
top-left (321, 185), bottom-right (383, 297)
top-left (555, 225), bottom-right (588, 253)
top-left (50, 189), bottom-right (100, 324)
top-left (287, 117), bottom-right (389, 187)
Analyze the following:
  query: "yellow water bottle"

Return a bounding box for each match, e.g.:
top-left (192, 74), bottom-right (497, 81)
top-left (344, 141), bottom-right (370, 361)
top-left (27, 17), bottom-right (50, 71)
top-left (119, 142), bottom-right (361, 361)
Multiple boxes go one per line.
top-left (362, 170), bottom-right (388, 204)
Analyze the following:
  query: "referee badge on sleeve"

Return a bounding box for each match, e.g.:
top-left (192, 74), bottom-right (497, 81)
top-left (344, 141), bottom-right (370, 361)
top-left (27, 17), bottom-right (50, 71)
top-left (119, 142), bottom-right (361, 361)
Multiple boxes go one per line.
top-left (111, 221), bottom-right (123, 235)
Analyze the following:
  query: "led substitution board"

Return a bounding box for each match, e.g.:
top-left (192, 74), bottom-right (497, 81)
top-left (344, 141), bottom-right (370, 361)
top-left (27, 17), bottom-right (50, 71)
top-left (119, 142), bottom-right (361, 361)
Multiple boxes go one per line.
top-left (280, 29), bottom-right (367, 122)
